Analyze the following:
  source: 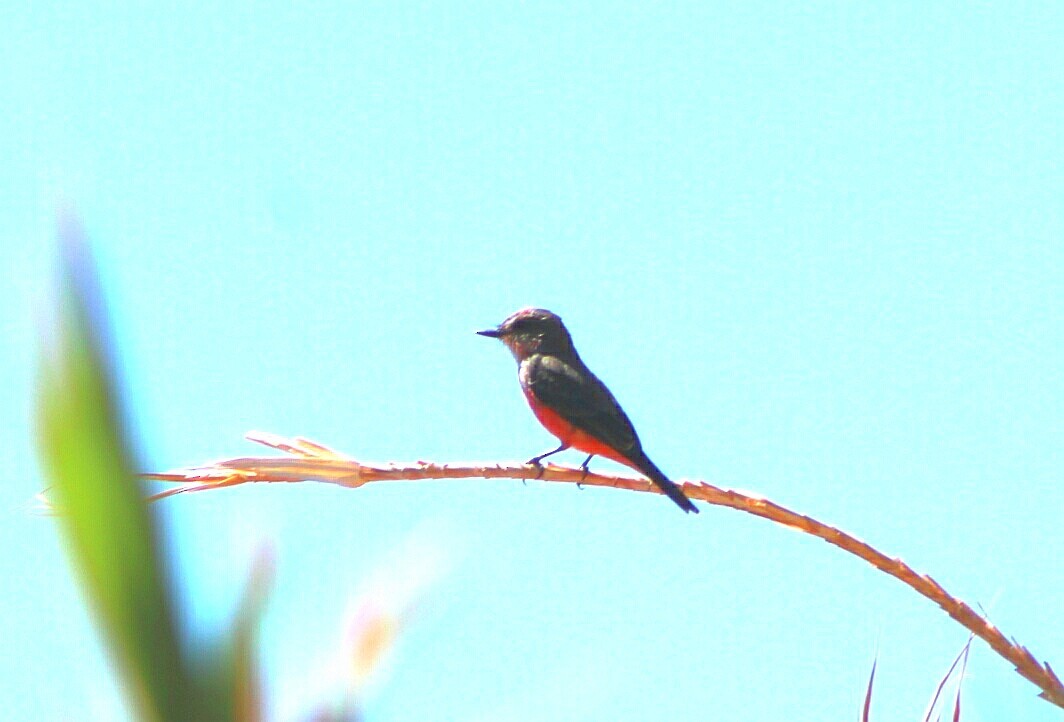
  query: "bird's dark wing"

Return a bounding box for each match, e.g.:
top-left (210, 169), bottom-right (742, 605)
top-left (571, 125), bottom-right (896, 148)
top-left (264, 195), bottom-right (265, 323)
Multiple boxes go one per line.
top-left (525, 354), bottom-right (641, 455)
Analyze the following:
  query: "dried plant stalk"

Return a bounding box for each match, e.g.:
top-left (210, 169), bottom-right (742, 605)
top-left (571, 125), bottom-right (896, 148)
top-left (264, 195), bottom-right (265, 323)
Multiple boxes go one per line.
top-left (144, 431), bottom-right (1063, 708)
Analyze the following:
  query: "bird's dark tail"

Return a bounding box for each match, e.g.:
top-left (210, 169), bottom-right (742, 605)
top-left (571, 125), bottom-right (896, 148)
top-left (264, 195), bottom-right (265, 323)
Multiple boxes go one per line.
top-left (630, 452), bottom-right (699, 514)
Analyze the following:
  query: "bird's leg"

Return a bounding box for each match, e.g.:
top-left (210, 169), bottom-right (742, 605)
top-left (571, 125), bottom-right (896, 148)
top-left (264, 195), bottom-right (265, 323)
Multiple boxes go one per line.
top-left (527, 443), bottom-right (569, 480)
top-left (577, 454), bottom-right (595, 489)
top-left (579, 454), bottom-right (594, 478)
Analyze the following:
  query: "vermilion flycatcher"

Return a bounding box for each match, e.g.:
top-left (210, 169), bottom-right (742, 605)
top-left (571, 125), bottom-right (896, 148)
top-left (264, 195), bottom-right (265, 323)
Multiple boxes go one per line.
top-left (478, 308), bottom-right (699, 513)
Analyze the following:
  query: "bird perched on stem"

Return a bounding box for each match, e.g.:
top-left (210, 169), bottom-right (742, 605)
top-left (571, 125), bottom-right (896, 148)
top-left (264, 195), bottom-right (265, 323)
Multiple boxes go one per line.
top-left (478, 308), bottom-right (698, 513)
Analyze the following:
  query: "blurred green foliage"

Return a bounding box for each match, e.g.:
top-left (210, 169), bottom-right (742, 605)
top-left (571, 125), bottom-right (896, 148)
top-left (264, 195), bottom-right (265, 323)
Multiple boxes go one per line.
top-left (36, 216), bottom-right (250, 721)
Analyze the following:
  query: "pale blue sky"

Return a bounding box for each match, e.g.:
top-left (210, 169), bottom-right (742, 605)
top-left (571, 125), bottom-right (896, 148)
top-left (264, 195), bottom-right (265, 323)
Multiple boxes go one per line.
top-left (2, 3), bottom-right (1061, 720)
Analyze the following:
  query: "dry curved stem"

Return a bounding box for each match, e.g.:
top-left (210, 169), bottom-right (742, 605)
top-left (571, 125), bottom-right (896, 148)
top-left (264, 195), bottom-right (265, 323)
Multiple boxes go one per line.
top-left (143, 431), bottom-right (1064, 709)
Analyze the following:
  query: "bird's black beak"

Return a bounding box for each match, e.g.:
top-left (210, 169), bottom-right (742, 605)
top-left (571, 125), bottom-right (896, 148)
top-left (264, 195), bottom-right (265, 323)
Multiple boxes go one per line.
top-left (476, 327), bottom-right (502, 338)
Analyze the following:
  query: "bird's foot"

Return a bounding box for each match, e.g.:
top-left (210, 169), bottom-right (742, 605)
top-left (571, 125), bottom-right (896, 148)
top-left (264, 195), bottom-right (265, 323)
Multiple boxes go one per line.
top-left (526, 458), bottom-right (547, 480)
top-left (576, 454), bottom-right (594, 489)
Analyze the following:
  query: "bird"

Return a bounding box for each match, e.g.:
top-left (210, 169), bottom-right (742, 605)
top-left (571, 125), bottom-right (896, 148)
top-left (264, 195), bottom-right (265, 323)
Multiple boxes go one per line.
top-left (477, 307), bottom-right (698, 513)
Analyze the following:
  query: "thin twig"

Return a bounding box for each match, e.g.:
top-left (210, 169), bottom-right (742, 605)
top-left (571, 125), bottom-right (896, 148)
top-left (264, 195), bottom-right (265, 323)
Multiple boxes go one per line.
top-left (862, 656), bottom-right (877, 722)
top-left (923, 635), bottom-right (974, 722)
top-left (142, 432), bottom-right (1064, 709)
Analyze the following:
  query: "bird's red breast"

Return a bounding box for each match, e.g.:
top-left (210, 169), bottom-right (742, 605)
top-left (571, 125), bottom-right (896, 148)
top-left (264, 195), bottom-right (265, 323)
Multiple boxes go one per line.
top-left (522, 387), bottom-right (635, 469)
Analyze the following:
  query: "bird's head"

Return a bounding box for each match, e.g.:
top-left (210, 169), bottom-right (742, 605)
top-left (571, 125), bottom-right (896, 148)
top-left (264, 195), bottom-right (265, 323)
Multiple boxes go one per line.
top-left (477, 307), bottom-right (573, 359)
